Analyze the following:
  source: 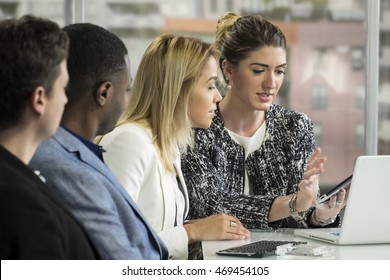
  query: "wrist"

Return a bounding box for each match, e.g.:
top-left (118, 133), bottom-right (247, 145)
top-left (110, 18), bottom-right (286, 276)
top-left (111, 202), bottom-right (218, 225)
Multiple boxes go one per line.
top-left (183, 223), bottom-right (198, 244)
top-left (289, 193), bottom-right (305, 221)
top-left (312, 209), bottom-right (335, 226)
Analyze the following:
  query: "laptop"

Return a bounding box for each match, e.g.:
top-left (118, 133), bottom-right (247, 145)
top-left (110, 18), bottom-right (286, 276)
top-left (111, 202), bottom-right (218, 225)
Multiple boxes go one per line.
top-left (294, 155), bottom-right (390, 245)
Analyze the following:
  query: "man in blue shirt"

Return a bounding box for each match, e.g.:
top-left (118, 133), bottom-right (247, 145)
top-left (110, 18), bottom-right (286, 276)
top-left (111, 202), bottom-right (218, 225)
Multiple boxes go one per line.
top-left (30, 23), bottom-right (168, 260)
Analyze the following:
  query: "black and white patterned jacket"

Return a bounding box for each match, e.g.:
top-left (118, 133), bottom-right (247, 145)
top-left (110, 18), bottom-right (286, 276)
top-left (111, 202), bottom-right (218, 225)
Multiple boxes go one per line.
top-left (181, 104), bottom-right (317, 229)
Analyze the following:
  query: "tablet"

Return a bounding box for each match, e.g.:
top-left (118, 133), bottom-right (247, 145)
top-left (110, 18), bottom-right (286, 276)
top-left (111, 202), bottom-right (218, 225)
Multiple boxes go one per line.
top-left (316, 175), bottom-right (352, 204)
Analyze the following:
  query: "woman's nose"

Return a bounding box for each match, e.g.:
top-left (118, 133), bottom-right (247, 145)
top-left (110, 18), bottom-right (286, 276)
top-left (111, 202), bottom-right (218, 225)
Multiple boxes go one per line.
top-left (263, 72), bottom-right (277, 90)
top-left (214, 88), bottom-right (222, 103)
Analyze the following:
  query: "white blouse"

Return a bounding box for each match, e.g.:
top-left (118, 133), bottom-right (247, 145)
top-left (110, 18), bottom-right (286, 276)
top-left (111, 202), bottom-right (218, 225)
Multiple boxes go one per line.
top-left (227, 122), bottom-right (266, 195)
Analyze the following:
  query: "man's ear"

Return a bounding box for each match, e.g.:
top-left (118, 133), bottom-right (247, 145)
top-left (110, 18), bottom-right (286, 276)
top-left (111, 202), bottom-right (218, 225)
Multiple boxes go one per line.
top-left (95, 81), bottom-right (113, 106)
top-left (30, 86), bottom-right (46, 116)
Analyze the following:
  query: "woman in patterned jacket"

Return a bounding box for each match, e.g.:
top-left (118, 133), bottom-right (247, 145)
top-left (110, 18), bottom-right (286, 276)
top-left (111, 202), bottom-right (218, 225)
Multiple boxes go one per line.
top-left (181, 13), bottom-right (347, 230)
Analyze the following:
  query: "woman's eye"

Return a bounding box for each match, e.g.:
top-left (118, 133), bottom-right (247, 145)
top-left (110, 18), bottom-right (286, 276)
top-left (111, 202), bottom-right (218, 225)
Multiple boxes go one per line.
top-left (253, 69), bottom-right (265, 74)
top-left (208, 83), bottom-right (217, 90)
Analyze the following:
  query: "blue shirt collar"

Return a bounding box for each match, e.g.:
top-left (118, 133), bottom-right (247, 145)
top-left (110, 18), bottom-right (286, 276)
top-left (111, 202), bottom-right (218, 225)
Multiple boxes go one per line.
top-left (62, 126), bottom-right (105, 161)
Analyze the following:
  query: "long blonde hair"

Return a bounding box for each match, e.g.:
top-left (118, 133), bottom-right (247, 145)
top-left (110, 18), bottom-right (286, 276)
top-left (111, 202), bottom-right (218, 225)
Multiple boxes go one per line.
top-left (118, 34), bottom-right (214, 173)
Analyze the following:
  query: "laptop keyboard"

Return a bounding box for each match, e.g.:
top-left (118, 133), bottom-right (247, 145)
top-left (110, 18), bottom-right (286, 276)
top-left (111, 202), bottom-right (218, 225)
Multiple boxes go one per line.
top-left (216, 240), bottom-right (307, 258)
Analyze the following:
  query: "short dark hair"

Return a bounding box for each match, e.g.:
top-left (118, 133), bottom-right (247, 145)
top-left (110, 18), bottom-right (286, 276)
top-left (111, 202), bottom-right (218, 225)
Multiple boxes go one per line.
top-left (0, 14), bottom-right (69, 130)
top-left (62, 23), bottom-right (128, 107)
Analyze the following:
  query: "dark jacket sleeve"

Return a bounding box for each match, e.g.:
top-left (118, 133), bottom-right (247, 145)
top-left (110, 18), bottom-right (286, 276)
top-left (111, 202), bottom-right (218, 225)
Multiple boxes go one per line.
top-left (182, 126), bottom-right (276, 229)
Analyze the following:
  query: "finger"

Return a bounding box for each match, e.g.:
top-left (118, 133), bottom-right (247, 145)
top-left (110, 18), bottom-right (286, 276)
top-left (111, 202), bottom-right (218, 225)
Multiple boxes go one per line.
top-left (225, 216), bottom-right (248, 229)
top-left (226, 224), bottom-right (250, 239)
top-left (229, 221), bottom-right (237, 228)
top-left (326, 189), bottom-right (346, 208)
top-left (303, 168), bottom-right (322, 180)
top-left (306, 156), bottom-right (327, 172)
top-left (306, 148), bottom-right (325, 167)
top-left (305, 161), bottom-right (325, 175)
top-left (223, 215), bottom-right (247, 229)
top-left (309, 158), bottom-right (326, 171)
top-left (226, 218), bottom-right (250, 237)
top-left (326, 196), bottom-right (337, 209)
top-left (343, 188), bottom-right (350, 202)
top-left (223, 232), bottom-right (248, 240)
top-left (307, 148), bottom-right (322, 163)
top-left (231, 216), bottom-right (244, 227)
top-left (335, 189), bottom-right (346, 207)
top-left (336, 188), bottom-right (346, 201)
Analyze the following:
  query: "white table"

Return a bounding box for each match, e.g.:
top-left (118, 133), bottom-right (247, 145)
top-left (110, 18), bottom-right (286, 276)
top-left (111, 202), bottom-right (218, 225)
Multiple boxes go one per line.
top-left (202, 228), bottom-right (390, 260)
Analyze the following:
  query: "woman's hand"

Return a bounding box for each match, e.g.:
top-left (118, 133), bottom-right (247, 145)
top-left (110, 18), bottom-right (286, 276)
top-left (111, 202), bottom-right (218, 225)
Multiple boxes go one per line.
top-left (184, 213), bottom-right (250, 243)
top-left (313, 188), bottom-right (348, 225)
top-left (296, 147), bottom-right (327, 212)
top-left (269, 148), bottom-right (327, 222)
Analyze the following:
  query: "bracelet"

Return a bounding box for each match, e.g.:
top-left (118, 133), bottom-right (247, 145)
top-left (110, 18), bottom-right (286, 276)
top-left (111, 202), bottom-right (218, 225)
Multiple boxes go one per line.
top-left (289, 193), bottom-right (298, 212)
top-left (289, 193), bottom-right (305, 221)
top-left (312, 209), bottom-right (335, 226)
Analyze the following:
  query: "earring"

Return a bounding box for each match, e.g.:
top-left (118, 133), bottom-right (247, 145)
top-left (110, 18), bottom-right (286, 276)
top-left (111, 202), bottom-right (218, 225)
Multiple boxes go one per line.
top-left (226, 78), bottom-right (232, 90)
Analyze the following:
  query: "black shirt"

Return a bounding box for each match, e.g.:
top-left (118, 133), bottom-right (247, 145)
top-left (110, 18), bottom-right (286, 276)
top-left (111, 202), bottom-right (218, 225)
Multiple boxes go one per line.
top-left (0, 145), bottom-right (99, 259)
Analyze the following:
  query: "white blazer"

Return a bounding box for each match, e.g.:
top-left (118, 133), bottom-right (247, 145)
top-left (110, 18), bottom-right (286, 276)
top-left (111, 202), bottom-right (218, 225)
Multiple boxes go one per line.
top-left (100, 123), bottom-right (190, 259)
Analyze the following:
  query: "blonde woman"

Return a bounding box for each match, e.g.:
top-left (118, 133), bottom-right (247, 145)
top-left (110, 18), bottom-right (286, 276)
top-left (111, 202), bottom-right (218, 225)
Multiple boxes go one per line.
top-left (99, 34), bottom-right (250, 259)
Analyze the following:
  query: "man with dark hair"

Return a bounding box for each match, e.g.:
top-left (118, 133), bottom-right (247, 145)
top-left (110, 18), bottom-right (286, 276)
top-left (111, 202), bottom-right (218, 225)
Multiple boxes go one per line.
top-left (30, 23), bottom-right (168, 260)
top-left (0, 15), bottom-right (98, 259)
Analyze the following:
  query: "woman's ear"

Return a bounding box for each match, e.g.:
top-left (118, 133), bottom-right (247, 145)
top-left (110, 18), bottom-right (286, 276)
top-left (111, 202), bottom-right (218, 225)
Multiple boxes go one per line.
top-left (221, 59), bottom-right (233, 81)
top-left (95, 81), bottom-right (112, 106)
top-left (30, 86), bottom-right (46, 116)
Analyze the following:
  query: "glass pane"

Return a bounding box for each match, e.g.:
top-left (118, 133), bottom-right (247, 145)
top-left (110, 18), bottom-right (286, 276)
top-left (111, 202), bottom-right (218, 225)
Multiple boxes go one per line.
top-left (0, 0), bottom-right (71, 26)
top-left (379, 0), bottom-right (390, 155)
top-left (5, 0), bottom-right (383, 195)
top-left (87, 0), bottom-right (368, 193)
top-left (284, 1), bottom-right (366, 191)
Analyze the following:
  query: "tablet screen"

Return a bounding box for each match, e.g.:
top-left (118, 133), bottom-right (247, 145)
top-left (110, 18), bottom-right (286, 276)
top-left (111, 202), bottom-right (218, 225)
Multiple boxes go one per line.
top-left (316, 175), bottom-right (352, 204)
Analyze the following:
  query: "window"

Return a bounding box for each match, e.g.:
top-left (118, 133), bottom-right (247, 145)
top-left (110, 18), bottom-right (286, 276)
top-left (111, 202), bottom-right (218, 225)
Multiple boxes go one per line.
top-left (355, 85), bottom-right (365, 109)
top-left (311, 85), bottom-right (328, 110)
top-left (227, 0), bottom-right (234, 11)
top-left (9, 0), bottom-right (385, 194)
top-left (351, 47), bottom-right (364, 70)
top-left (314, 47), bottom-right (327, 70)
top-left (210, 0), bottom-right (217, 13)
top-left (356, 122), bottom-right (364, 150)
top-left (313, 124), bottom-right (323, 147)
